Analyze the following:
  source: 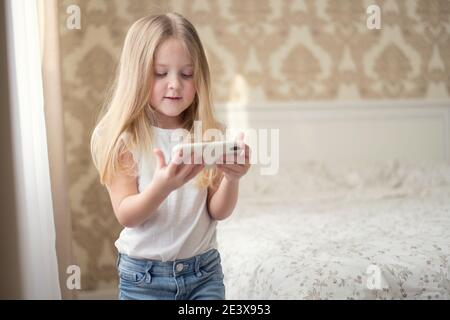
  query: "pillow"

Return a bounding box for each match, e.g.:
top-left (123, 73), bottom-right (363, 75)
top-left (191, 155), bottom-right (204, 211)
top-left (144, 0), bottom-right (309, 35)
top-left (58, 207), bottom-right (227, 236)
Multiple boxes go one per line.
top-left (239, 160), bottom-right (450, 204)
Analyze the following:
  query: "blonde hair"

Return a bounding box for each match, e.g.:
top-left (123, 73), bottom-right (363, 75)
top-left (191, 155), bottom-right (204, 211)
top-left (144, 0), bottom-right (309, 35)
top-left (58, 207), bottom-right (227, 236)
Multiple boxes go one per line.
top-left (90, 12), bottom-right (222, 189)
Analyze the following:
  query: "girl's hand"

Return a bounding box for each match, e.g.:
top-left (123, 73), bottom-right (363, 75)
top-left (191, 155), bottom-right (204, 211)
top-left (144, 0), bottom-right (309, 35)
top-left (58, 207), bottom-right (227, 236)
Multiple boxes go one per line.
top-left (152, 148), bottom-right (204, 192)
top-left (216, 133), bottom-right (251, 183)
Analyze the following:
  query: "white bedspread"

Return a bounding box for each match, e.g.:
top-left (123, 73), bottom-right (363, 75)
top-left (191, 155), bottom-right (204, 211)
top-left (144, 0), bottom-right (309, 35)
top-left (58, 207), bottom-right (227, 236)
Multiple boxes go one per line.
top-left (217, 161), bottom-right (450, 299)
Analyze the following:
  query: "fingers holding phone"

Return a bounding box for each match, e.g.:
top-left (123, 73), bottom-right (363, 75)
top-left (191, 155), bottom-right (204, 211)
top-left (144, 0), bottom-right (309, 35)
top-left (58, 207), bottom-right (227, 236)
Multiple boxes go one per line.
top-left (153, 148), bottom-right (205, 192)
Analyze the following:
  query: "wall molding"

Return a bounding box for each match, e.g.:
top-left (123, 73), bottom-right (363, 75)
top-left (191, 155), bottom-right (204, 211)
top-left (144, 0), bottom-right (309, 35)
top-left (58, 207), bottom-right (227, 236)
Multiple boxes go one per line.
top-left (215, 99), bottom-right (450, 164)
top-left (215, 98), bottom-right (450, 111)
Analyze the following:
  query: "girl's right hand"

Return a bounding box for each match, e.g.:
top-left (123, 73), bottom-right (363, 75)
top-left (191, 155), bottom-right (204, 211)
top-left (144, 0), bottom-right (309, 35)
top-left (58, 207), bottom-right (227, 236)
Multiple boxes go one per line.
top-left (152, 148), bottom-right (205, 193)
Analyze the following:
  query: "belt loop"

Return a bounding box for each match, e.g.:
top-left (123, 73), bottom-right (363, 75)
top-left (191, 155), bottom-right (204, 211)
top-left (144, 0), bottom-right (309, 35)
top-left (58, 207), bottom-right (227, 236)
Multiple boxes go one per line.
top-left (116, 253), bottom-right (121, 268)
top-left (194, 255), bottom-right (202, 278)
top-left (145, 261), bottom-right (153, 284)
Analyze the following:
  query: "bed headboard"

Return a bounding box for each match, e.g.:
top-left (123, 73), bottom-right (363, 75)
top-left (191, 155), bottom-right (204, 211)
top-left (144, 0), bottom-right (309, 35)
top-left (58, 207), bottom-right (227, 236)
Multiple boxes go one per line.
top-left (215, 99), bottom-right (450, 168)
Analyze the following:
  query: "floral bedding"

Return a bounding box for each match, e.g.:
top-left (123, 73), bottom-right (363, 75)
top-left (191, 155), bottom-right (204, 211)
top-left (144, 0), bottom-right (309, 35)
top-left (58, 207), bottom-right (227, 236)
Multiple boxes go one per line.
top-left (217, 161), bottom-right (450, 299)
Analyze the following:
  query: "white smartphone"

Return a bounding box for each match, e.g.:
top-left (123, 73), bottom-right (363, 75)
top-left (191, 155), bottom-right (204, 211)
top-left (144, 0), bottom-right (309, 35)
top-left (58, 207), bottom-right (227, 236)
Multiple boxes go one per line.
top-left (171, 141), bottom-right (242, 167)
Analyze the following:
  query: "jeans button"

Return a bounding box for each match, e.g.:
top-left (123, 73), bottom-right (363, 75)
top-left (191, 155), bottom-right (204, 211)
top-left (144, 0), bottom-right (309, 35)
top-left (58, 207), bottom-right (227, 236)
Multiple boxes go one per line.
top-left (176, 263), bottom-right (184, 272)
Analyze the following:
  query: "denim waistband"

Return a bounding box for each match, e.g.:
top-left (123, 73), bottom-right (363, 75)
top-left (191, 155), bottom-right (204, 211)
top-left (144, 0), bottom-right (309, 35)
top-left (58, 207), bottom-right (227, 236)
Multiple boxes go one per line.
top-left (117, 249), bottom-right (220, 277)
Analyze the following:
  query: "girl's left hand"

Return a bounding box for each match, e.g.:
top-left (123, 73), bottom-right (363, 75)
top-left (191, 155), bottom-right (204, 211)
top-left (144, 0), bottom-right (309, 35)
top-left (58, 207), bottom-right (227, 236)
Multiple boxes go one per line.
top-left (216, 133), bottom-right (251, 182)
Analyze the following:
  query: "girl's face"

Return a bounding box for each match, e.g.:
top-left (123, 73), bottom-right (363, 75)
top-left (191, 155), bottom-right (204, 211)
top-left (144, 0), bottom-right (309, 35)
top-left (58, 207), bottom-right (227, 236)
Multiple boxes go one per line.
top-left (149, 38), bottom-right (196, 128)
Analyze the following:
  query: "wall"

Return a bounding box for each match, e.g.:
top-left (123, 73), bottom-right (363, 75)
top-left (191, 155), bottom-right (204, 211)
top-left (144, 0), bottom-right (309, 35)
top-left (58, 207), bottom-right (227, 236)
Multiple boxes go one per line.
top-left (57, 0), bottom-right (450, 291)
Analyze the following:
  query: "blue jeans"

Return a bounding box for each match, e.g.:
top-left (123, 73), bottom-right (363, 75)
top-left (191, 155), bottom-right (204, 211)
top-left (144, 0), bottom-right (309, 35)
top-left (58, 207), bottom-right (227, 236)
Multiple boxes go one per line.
top-left (117, 249), bottom-right (225, 300)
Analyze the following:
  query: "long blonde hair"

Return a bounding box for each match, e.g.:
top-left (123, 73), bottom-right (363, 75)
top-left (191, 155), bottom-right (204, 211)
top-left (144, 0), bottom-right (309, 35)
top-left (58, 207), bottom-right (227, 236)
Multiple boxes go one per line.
top-left (90, 12), bottom-right (222, 189)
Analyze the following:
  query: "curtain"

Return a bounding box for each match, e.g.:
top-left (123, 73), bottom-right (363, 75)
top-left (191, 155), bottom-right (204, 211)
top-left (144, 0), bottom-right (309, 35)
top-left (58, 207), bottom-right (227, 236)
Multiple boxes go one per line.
top-left (5, 0), bottom-right (67, 299)
top-left (37, 0), bottom-right (75, 300)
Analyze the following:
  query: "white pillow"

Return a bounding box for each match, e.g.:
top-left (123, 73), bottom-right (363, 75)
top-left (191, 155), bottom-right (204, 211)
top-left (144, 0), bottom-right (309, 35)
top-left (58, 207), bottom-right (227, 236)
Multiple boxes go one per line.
top-left (239, 160), bottom-right (450, 204)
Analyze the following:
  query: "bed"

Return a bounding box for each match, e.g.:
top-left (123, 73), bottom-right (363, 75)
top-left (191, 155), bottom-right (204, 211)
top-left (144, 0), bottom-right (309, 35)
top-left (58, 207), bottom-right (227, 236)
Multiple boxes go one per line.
top-left (214, 100), bottom-right (450, 300)
top-left (216, 161), bottom-right (450, 299)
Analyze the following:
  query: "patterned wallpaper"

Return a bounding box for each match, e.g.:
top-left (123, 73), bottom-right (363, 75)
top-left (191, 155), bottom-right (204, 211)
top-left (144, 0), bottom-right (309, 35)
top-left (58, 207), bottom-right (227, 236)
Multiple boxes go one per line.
top-left (57, 0), bottom-right (450, 291)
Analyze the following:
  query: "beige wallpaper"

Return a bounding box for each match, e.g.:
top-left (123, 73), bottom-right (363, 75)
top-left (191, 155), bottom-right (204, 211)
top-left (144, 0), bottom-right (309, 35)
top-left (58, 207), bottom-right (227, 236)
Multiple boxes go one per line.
top-left (57, 0), bottom-right (450, 291)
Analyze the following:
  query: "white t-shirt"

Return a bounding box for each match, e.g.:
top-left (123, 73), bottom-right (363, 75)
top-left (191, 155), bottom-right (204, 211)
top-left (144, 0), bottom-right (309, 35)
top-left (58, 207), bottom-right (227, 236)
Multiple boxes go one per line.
top-left (114, 126), bottom-right (218, 261)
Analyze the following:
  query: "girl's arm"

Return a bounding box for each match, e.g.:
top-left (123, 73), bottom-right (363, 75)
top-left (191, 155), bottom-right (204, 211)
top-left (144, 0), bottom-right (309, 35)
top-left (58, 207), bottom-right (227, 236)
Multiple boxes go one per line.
top-left (108, 177), bottom-right (172, 228)
top-left (107, 150), bottom-right (171, 228)
top-left (207, 143), bottom-right (251, 221)
top-left (207, 176), bottom-right (239, 221)
top-left (108, 149), bottom-right (204, 228)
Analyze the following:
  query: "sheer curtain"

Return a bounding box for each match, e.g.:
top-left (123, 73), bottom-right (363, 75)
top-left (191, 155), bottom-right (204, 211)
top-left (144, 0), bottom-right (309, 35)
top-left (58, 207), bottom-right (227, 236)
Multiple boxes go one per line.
top-left (5, 0), bottom-right (64, 299)
top-left (37, 0), bottom-right (75, 300)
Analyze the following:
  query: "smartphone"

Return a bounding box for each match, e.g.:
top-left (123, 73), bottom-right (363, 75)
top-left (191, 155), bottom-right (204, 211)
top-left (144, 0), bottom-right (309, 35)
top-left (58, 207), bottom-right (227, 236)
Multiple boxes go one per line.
top-left (171, 141), bottom-right (242, 167)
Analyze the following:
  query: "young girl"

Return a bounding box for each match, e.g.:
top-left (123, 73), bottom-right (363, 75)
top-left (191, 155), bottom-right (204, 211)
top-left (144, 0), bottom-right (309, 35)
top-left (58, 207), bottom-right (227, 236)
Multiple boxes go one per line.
top-left (90, 12), bottom-right (250, 300)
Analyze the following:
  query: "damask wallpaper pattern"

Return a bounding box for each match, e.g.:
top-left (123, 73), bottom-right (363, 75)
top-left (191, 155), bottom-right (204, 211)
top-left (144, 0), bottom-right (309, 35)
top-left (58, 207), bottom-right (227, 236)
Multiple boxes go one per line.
top-left (57, 0), bottom-right (450, 290)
